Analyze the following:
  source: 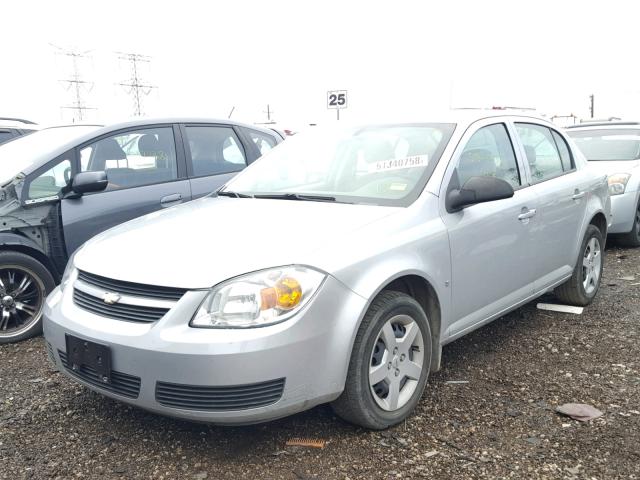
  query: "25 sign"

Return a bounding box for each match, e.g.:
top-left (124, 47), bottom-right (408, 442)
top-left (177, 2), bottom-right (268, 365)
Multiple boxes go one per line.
top-left (327, 90), bottom-right (348, 109)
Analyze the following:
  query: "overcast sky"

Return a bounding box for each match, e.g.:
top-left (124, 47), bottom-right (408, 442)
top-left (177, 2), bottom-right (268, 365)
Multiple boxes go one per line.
top-left (2, 0), bottom-right (639, 128)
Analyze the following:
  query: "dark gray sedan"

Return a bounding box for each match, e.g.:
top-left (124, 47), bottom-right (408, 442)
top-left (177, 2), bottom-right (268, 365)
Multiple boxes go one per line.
top-left (0, 118), bottom-right (283, 343)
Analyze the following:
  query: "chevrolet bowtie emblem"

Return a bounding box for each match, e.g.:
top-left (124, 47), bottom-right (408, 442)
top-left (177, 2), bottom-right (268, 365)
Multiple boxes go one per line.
top-left (103, 292), bottom-right (121, 305)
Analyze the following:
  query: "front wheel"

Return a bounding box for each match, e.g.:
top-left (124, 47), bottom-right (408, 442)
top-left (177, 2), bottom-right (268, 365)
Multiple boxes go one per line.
top-left (332, 291), bottom-right (432, 430)
top-left (0, 251), bottom-right (55, 344)
top-left (554, 225), bottom-right (604, 306)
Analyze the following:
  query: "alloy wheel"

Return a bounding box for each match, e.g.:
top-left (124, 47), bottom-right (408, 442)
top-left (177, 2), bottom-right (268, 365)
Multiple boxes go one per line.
top-left (581, 237), bottom-right (602, 295)
top-left (0, 266), bottom-right (45, 338)
top-left (369, 314), bottom-right (425, 411)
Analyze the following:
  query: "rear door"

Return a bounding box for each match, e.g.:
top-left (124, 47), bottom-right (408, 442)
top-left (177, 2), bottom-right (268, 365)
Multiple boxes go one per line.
top-left (440, 120), bottom-right (538, 337)
top-left (513, 123), bottom-right (590, 290)
top-left (61, 124), bottom-right (192, 253)
top-left (181, 124), bottom-right (253, 198)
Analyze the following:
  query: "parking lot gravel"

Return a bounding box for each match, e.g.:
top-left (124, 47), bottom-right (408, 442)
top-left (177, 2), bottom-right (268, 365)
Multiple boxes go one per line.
top-left (1, 245), bottom-right (639, 479)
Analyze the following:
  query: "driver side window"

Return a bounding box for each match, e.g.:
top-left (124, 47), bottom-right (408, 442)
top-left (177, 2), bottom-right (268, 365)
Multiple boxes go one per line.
top-left (79, 127), bottom-right (178, 191)
top-left (456, 124), bottom-right (521, 188)
top-left (27, 158), bottom-right (72, 201)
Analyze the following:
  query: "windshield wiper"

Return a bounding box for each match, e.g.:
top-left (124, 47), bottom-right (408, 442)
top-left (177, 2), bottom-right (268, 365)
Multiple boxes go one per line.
top-left (254, 193), bottom-right (337, 202)
top-left (216, 191), bottom-right (254, 198)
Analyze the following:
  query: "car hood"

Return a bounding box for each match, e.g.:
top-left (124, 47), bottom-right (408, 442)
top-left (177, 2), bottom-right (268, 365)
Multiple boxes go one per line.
top-left (585, 159), bottom-right (640, 176)
top-left (75, 196), bottom-right (399, 289)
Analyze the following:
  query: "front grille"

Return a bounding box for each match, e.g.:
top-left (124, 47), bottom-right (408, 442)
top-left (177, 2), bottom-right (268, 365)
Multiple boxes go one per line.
top-left (59, 350), bottom-right (141, 399)
top-left (77, 270), bottom-right (188, 301)
top-left (155, 378), bottom-right (286, 411)
top-left (73, 288), bottom-right (169, 323)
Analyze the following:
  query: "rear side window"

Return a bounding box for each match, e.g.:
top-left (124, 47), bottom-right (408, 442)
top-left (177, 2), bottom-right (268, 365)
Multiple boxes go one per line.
top-left (515, 123), bottom-right (567, 183)
top-left (456, 123), bottom-right (521, 188)
top-left (0, 130), bottom-right (15, 143)
top-left (185, 126), bottom-right (246, 177)
top-left (245, 128), bottom-right (278, 155)
top-left (552, 131), bottom-right (574, 171)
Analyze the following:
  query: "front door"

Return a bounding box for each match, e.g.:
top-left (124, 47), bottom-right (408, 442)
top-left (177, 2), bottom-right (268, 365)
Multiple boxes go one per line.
top-left (61, 125), bottom-right (191, 254)
top-left (440, 122), bottom-right (538, 337)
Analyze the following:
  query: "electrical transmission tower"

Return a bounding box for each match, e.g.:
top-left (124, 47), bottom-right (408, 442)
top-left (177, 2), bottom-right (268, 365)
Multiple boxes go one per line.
top-left (51, 44), bottom-right (96, 122)
top-left (117, 52), bottom-right (157, 116)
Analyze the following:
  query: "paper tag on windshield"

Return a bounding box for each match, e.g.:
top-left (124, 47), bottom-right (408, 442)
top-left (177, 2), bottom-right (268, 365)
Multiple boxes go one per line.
top-left (369, 155), bottom-right (428, 173)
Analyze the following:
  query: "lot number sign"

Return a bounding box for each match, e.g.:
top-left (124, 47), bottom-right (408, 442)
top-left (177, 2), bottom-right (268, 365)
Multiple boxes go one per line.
top-left (327, 90), bottom-right (348, 109)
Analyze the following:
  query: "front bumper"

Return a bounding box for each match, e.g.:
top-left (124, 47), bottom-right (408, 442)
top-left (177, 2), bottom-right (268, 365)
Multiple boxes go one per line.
top-left (609, 189), bottom-right (638, 234)
top-left (43, 275), bottom-right (367, 425)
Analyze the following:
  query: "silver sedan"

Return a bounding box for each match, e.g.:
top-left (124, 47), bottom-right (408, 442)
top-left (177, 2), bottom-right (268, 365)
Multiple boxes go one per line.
top-left (43, 112), bottom-right (610, 429)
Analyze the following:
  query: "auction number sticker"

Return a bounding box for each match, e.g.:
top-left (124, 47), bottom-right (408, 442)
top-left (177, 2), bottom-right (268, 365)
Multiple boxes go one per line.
top-left (369, 155), bottom-right (428, 173)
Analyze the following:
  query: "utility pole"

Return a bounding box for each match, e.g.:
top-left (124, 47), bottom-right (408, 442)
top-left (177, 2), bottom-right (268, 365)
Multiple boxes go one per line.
top-left (117, 52), bottom-right (157, 116)
top-left (589, 94), bottom-right (595, 118)
top-left (51, 44), bottom-right (96, 122)
top-left (263, 104), bottom-right (275, 124)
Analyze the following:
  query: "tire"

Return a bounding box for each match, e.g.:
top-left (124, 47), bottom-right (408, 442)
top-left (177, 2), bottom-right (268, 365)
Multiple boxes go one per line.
top-left (617, 201), bottom-right (640, 247)
top-left (332, 291), bottom-right (432, 430)
top-left (0, 251), bottom-right (56, 344)
top-left (554, 225), bottom-right (604, 306)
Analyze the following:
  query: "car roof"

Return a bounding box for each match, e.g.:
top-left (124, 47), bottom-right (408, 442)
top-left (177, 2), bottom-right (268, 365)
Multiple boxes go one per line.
top-left (12, 118), bottom-right (282, 178)
top-left (330, 109), bottom-right (554, 132)
top-left (566, 121), bottom-right (640, 131)
top-left (0, 117), bottom-right (40, 129)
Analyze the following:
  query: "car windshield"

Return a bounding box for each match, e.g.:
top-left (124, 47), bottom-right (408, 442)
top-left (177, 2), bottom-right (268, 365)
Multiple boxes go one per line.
top-left (222, 123), bottom-right (455, 206)
top-left (568, 128), bottom-right (640, 161)
top-left (0, 126), bottom-right (99, 185)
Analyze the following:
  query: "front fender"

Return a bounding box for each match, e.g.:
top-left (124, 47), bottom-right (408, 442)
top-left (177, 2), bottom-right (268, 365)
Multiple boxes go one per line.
top-left (0, 231), bottom-right (46, 254)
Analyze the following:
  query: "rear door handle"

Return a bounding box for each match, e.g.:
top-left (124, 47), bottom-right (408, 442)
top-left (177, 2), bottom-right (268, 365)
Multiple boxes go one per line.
top-left (572, 191), bottom-right (586, 200)
top-left (160, 193), bottom-right (183, 207)
top-left (518, 208), bottom-right (537, 221)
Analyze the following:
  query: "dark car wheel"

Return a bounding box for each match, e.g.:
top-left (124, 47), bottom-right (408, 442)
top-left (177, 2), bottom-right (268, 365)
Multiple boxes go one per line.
top-left (554, 225), bottom-right (604, 306)
top-left (332, 291), bottom-right (432, 430)
top-left (0, 251), bottom-right (55, 344)
top-left (618, 201), bottom-right (640, 247)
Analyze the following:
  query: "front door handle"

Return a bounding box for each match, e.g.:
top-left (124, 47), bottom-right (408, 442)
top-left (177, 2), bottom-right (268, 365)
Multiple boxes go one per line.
top-left (160, 193), bottom-right (183, 207)
top-left (518, 208), bottom-right (537, 221)
top-left (572, 191), bottom-right (586, 200)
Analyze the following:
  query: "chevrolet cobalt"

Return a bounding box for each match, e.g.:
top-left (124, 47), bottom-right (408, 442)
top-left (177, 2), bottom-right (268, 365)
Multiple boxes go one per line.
top-left (43, 112), bottom-right (609, 429)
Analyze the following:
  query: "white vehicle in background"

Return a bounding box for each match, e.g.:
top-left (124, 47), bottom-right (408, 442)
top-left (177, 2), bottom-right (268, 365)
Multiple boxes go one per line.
top-left (567, 122), bottom-right (640, 246)
top-left (0, 117), bottom-right (39, 145)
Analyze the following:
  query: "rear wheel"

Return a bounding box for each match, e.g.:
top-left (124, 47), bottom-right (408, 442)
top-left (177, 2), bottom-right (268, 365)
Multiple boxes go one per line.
top-left (332, 291), bottom-right (431, 430)
top-left (617, 201), bottom-right (640, 247)
top-left (0, 251), bottom-right (55, 344)
top-left (554, 225), bottom-right (604, 306)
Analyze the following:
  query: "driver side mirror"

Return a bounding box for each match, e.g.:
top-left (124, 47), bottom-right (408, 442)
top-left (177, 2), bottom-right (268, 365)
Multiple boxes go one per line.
top-left (67, 171), bottom-right (108, 198)
top-left (446, 176), bottom-right (514, 213)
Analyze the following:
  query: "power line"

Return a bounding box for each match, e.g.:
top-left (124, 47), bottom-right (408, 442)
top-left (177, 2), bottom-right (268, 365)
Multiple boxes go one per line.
top-left (117, 52), bottom-right (157, 116)
top-left (51, 44), bottom-right (96, 122)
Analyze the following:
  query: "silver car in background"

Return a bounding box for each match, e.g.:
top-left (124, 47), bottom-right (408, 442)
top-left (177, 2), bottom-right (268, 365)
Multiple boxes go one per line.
top-left (567, 121), bottom-right (640, 246)
top-left (43, 112), bottom-right (609, 429)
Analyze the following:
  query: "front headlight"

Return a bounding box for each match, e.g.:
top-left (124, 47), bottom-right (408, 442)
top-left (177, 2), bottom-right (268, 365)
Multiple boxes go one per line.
top-left (190, 266), bottom-right (326, 328)
top-left (59, 252), bottom-right (77, 293)
top-left (608, 173), bottom-right (631, 196)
